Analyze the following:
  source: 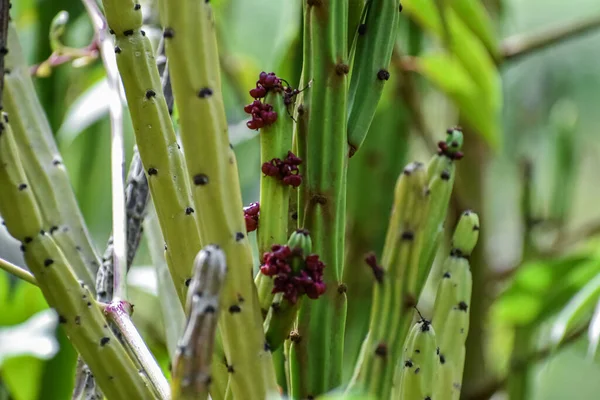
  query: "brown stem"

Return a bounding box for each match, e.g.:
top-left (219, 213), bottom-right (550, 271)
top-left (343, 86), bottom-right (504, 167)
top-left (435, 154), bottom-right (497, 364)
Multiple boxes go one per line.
top-left (0, 0), bottom-right (10, 109)
top-left (501, 14), bottom-right (600, 62)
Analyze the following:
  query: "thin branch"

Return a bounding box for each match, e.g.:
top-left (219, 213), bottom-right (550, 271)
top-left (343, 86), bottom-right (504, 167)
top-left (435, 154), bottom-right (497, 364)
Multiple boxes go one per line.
top-left (501, 13), bottom-right (600, 62)
top-left (80, 0), bottom-right (128, 302)
top-left (0, 0), bottom-right (10, 109)
top-left (96, 149), bottom-right (150, 302)
top-left (0, 257), bottom-right (37, 286)
top-left (463, 322), bottom-right (589, 400)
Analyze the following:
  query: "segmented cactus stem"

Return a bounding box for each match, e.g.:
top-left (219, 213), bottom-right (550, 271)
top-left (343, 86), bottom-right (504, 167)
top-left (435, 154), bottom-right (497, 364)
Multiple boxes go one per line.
top-left (348, 161), bottom-right (429, 398)
top-left (171, 246), bottom-right (226, 400)
top-left (5, 24), bottom-right (99, 289)
top-left (100, 0), bottom-right (202, 305)
top-left (392, 320), bottom-right (438, 400)
top-left (289, 0), bottom-right (350, 396)
top-left (0, 115), bottom-right (153, 399)
top-left (432, 211), bottom-right (479, 400)
top-left (158, 0), bottom-right (278, 398)
top-left (255, 84), bottom-right (296, 317)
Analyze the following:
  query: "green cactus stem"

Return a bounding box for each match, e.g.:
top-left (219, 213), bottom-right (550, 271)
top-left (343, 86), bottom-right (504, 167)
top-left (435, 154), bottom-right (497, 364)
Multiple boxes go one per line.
top-left (254, 82), bottom-right (296, 317)
top-left (157, 0), bottom-right (278, 398)
top-left (391, 320), bottom-right (438, 400)
top-left (347, 0), bottom-right (400, 155)
top-left (100, 0), bottom-right (202, 305)
top-left (0, 115), bottom-right (154, 399)
top-left (343, 76), bottom-right (410, 382)
top-left (431, 211), bottom-right (479, 400)
top-left (171, 246), bottom-right (226, 400)
top-left (348, 161), bottom-right (430, 398)
top-left (4, 24), bottom-right (99, 289)
top-left (288, 0), bottom-right (350, 397)
top-left (418, 128), bottom-right (464, 297)
top-left (265, 295), bottom-right (302, 352)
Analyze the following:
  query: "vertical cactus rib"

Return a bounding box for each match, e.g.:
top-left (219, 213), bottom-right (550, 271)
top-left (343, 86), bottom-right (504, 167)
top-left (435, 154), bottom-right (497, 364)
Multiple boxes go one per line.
top-left (4, 24), bottom-right (99, 289)
top-left (0, 115), bottom-right (154, 399)
top-left (100, 0), bottom-right (202, 304)
top-left (432, 211), bottom-right (479, 400)
top-left (347, 0), bottom-right (400, 155)
top-left (289, 0), bottom-right (349, 397)
top-left (348, 162), bottom-right (429, 398)
top-left (158, 1), bottom-right (278, 398)
top-left (171, 246), bottom-right (226, 400)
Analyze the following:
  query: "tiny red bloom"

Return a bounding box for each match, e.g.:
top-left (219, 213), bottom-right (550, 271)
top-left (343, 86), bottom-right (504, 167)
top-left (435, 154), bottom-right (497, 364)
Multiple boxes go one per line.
top-left (243, 202), bottom-right (260, 232)
top-left (260, 244), bottom-right (326, 304)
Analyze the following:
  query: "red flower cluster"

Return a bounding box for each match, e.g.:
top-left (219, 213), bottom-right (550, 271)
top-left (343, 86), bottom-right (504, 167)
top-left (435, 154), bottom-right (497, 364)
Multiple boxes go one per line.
top-left (262, 151), bottom-right (303, 188)
top-left (260, 245), bottom-right (326, 304)
top-left (243, 202), bottom-right (260, 232)
top-left (244, 100), bottom-right (278, 130)
top-left (244, 72), bottom-right (286, 131)
top-left (249, 72), bottom-right (283, 99)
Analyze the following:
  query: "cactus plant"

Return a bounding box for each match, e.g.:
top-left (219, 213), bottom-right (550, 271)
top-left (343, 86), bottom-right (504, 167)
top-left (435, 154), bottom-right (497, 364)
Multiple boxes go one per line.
top-left (0, 2), bottom-right (489, 400)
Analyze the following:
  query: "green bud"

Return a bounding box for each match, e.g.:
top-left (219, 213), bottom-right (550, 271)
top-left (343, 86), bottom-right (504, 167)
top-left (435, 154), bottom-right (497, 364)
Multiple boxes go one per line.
top-left (287, 229), bottom-right (313, 256)
top-left (445, 128), bottom-right (464, 153)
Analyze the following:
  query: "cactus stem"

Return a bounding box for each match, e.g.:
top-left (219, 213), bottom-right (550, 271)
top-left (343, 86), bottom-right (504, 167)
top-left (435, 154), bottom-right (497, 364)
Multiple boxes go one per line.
top-left (0, 257), bottom-right (38, 285)
top-left (171, 246), bottom-right (226, 400)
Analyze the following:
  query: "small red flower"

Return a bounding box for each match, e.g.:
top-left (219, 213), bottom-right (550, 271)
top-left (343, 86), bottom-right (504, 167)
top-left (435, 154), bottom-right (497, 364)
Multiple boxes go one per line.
top-left (260, 244), bottom-right (326, 304)
top-left (243, 202), bottom-right (260, 232)
top-left (365, 252), bottom-right (384, 283)
top-left (244, 100), bottom-right (278, 130)
top-left (261, 151), bottom-right (303, 188)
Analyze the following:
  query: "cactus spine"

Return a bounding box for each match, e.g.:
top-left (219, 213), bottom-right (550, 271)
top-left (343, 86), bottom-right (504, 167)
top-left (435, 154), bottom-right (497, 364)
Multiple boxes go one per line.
top-left (431, 211), bottom-right (479, 400)
top-left (4, 24), bottom-right (99, 289)
top-left (289, 0), bottom-right (350, 396)
top-left (0, 115), bottom-right (153, 399)
top-left (348, 161), bottom-right (429, 398)
top-left (158, 0), bottom-right (278, 398)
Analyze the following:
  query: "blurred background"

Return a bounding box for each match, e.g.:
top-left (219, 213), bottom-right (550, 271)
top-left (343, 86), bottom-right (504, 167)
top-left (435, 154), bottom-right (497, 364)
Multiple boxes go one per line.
top-left (2, 0), bottom-right (600, 399)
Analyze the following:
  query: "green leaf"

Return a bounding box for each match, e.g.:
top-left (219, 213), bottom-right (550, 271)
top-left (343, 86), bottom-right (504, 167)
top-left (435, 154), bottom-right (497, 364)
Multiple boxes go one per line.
top-left (551, 271), bottom-right (600, 345)
top-left (402, 0), bottom-right (502, 149)
top-left (494, 254), bottom-right (600, 327)
top-left (415, 53), bottom-right (501, 148)
top-left (450, 0), bottom-right (499, 59)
